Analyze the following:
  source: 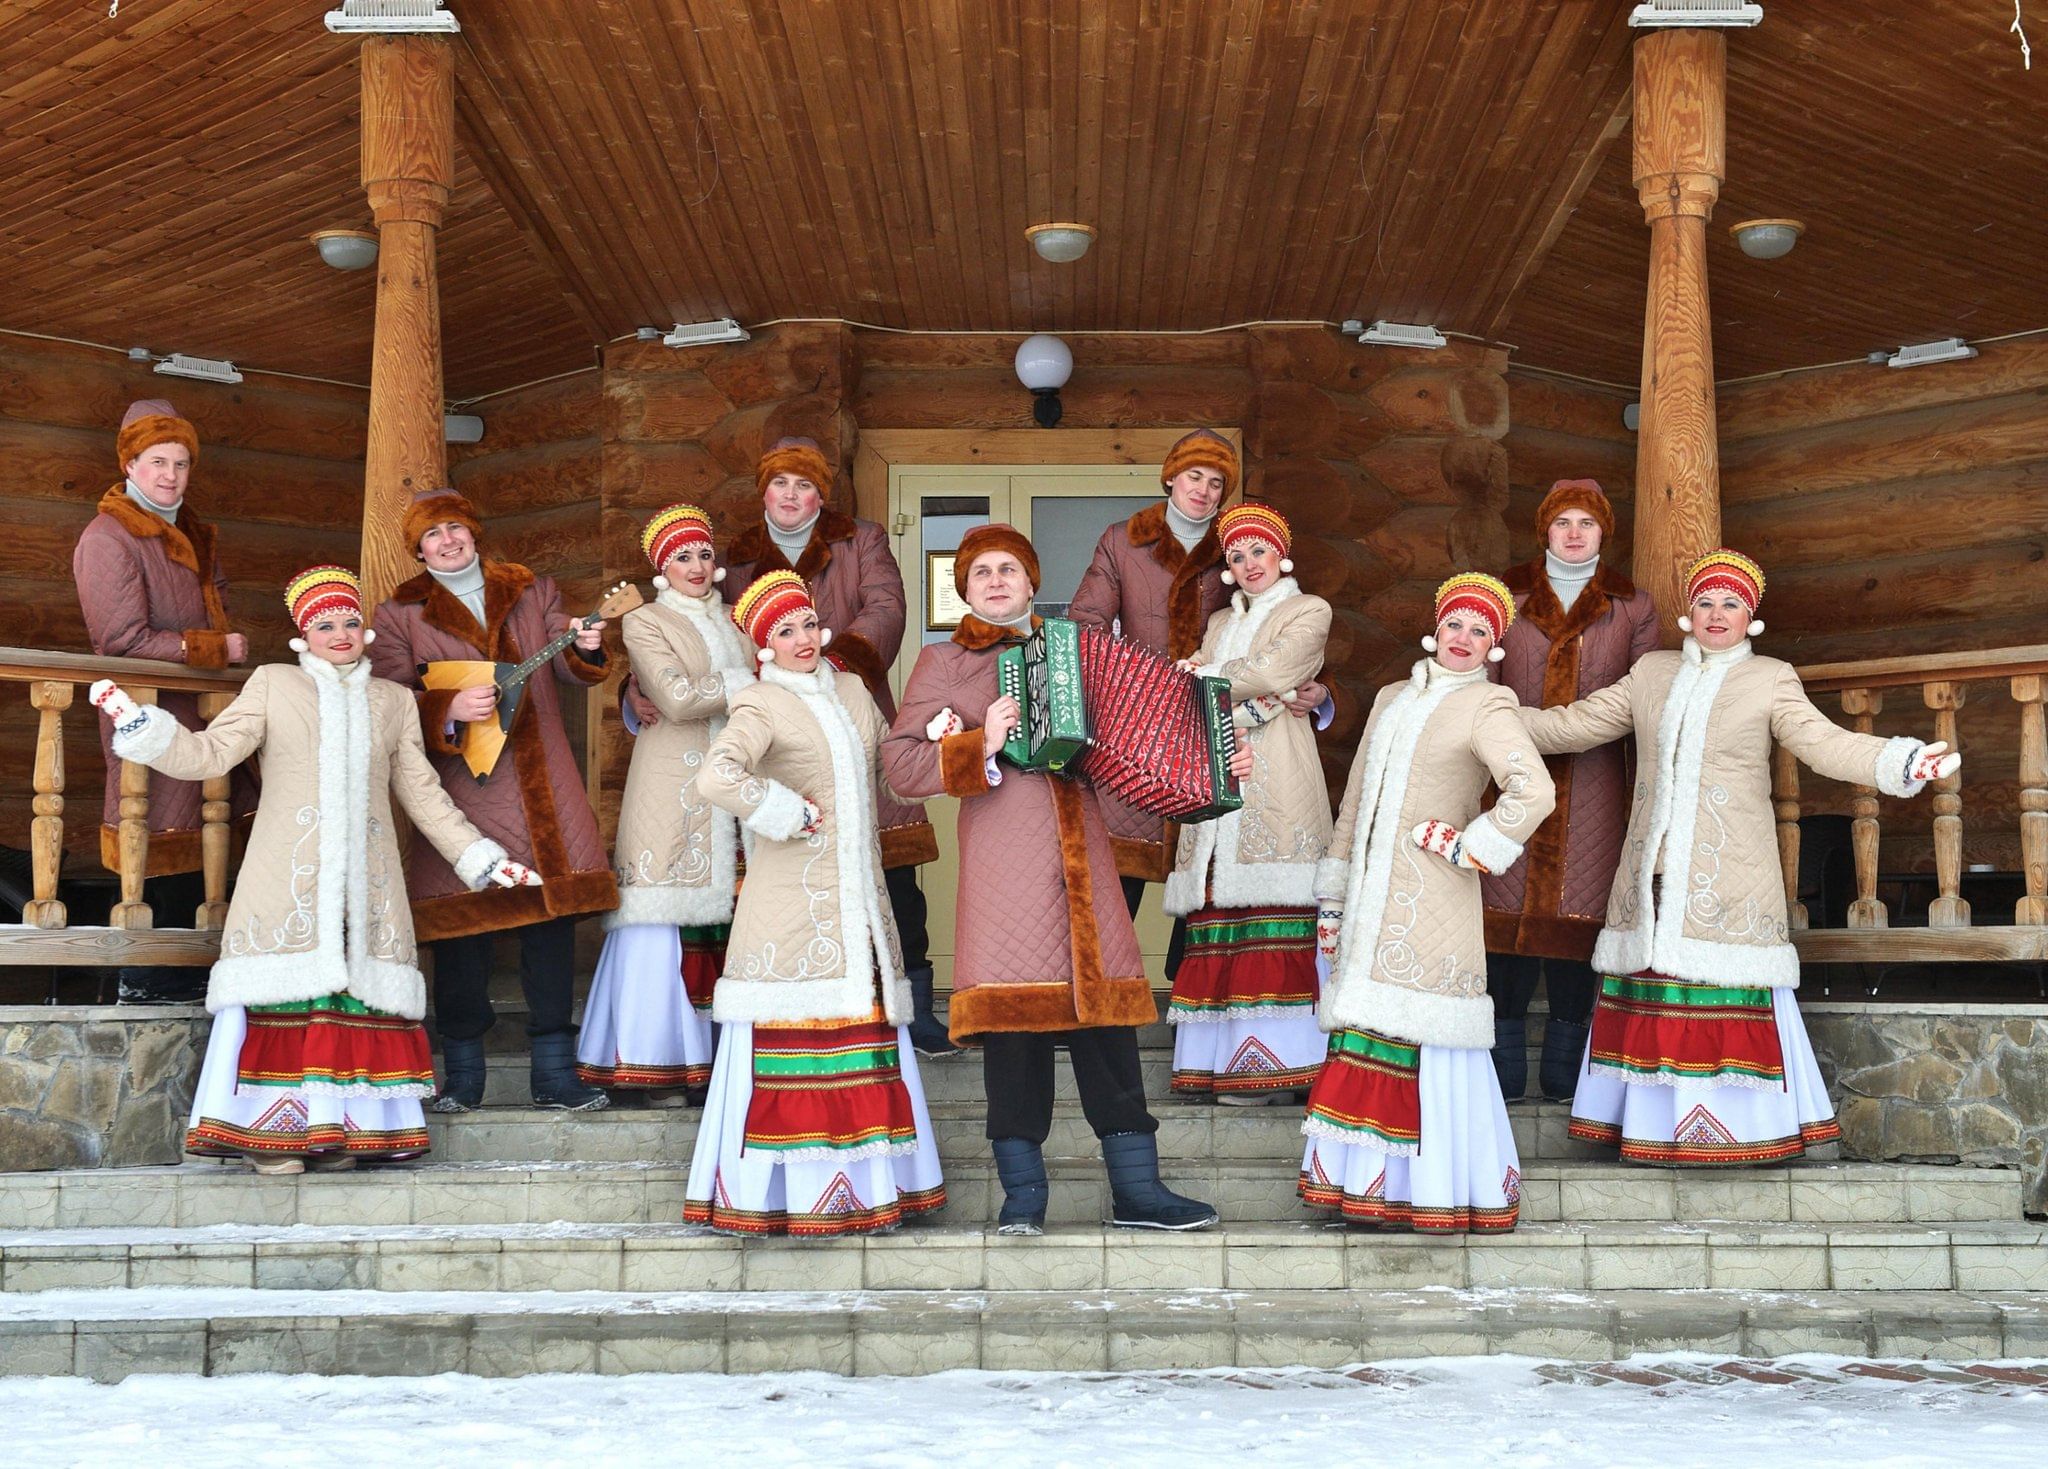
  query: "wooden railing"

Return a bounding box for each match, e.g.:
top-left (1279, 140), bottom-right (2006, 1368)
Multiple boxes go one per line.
top-left (1782, 643), bottom-right (2048, 965)
top-left (0, 646), bottom-right (250, 966)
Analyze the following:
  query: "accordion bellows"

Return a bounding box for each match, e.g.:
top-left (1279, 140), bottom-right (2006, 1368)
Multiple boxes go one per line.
top-left (997, 619), bottom-right (1242, 823)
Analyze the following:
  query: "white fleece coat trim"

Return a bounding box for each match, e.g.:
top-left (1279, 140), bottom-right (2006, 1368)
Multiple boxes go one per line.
top-left (1457, 810), bottom-right (1524, 876)
top-left (111, 704), bottom-right (181, 766)
top-left (1165, 578), bottom-right (1316, 915)
top-left (713, 663), bottom-right (909, 1026)
top-left (453, 836), bottom-right (508, 890)
top-left (1875, 734), bottom-right (1931, 799)
top-left (1592, 636), bottom-right (1803, 992)
top-left (1322, 659), bottom-right (1494, 1048)
top-left (744, 780), bottom-right (811, 840)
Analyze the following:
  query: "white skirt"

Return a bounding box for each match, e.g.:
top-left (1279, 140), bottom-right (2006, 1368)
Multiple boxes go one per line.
top-left (1299, 1041), bottom-right (1522, 1233)
top-left (577, 923), bottom-right (718, 1090)
top-left (683, 1021), bottom-right (947, 1236)
top-left (1171, 1015), bottom-right (1328, 1095)
top-left (185, 1006), bottom-right (431, 1161)
top-left (1568, 986), bottom-right (1841, 1165)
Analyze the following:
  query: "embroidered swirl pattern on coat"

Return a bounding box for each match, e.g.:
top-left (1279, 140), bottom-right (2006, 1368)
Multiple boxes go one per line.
top-left (222, 807), bottom-right (319, 959)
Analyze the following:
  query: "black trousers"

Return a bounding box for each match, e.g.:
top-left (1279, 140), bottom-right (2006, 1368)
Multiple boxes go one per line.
top-left (1118, 874), bottom-right (1188, 979)
top-left (982, 1027), bottom-right (1157, 1144)
top-left (431, 915), bottom-right (579, 1043)
top-left (884, 863), bottom-right (931, 975)
top-left (1486, 950), bottom-right (1598, 1028)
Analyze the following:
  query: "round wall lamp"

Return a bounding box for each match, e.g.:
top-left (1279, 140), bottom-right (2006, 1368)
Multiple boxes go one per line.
top-left (1026, 222), bottom-right (1096, 263)
top-left (310, 228), bottom-right (379, 271)
top-left (1729, 218), bottom-right (1804, 261)
top-left (1015, 334), bottom-right (1073, 429)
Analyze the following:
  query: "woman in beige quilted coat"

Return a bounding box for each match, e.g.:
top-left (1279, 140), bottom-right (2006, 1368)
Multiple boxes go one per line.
top-left (91, 567), bottom-right (538, 1175)
top-left (681, 570), bottom-right (944, 1236)
top-left (577, 505), bottom-right (755, 1101)
top-left (1521, 550), bottom-right (1958, 1167)
top-left (1301, 573), bottom-right (1556, 1233)
top-left (1162, 503), bottom-right (1334, 1103)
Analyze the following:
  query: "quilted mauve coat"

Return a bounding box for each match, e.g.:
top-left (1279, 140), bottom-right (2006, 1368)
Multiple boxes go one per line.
top-left (608, 587), bottom-right (756, 928)
top-left (1317, 660), bottom-right (1557, 1051)
top-left (721, 508), bottom-right (937, 868)
top-left (1481, 560), bottom-right (1660, 960)
top-left (1066, 501), bottom-right (1231, 881)
top-left (368, 558), bottom-right (617, 942)
top-left (882, 617), bottom-right (1153, 1042)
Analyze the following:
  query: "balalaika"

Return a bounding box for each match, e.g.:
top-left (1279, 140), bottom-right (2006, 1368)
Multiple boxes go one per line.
top-left (995, 617), bottom-right (1242, 823)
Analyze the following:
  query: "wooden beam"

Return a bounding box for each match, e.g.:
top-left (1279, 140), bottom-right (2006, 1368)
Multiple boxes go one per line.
top-left (1792, 926), bottom-right (2048, 964)
top-left (358, 34), bottom-right (456, 608)
top-left (0, 925), bottom-right (221, 967)
top-left (1630, 27), bottom-right (1726, 637)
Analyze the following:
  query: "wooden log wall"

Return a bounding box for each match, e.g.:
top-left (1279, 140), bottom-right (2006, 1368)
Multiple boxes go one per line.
top-left (1717, 337), bottom-right (2048, 877)
top-left (0, 336), bottom-right (366, 863)
top-left (1503, 369), bottom-right (1638, 569)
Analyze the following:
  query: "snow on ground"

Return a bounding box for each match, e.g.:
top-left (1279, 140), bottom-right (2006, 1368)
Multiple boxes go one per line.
top-left (3, 1357), bottom-right (2044, 1469)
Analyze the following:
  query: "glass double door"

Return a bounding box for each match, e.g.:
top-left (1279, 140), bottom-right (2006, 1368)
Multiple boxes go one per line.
top-left (887, 465), bottom-right (1174, 989)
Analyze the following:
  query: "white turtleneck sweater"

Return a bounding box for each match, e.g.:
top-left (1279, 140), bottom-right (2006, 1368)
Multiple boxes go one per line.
top-left (123, 480), bottom-right (181, 525)
top-left (767, 510), bottom-right (821, 564)
top-left (428, 553), bottom-right (488, 624)
top-left (1165, 500), bottom-right (1216, 554)
top-left (1545, 549), bottom-right (1597, 610)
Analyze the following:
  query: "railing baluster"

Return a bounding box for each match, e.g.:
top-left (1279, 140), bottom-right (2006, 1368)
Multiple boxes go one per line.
top-left (1772, 741), bottom-right (1806, 930)
top-left (197, 689), bottom-right (231, 930)
top-left (108, 685), bottom-right (156, 931)
top-left (1924, 679), bottom-right (1970, 928)
top-left (24, 679), bottom-right (72, 929)
top-left (1842, 687), bottom-right (1887, 929)
top-left (2016, 673), bottom-right (2046, 926)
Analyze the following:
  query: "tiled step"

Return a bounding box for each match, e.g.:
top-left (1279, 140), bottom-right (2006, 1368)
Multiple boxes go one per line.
top-left (0, 1159), bottom-right (2019, 1232)
top-left (4, 1220), bottom-right (2044, 1297)
top-left (428, 1096), bottom-right (1610, 1165)
top-left (4, 1283), bottom-right (2044, 1380)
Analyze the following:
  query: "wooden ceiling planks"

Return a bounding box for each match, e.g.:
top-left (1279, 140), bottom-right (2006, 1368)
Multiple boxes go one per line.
top-left (1503, 2), bottom-right (2048, 382)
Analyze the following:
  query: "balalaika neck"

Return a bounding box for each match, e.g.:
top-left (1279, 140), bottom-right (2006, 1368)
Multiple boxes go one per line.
top-left (501, 622), bottom-right (583, 692)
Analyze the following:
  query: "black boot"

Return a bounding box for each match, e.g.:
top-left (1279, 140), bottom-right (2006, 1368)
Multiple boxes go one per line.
top-left (1491, 1017), bottom-right (1528, 1102)
top-left (1102, 1131), bottom-right (1217, 1231)
top-left (430, 1036), bottom-right (487, 1114)
top-left (907, 967), bottom-right (959, 1057)
top-left (529, 1032), bottom-right (610, 1111)
top-left (1540, 1018), bottom-right (1590, 1103)
top-left (116, 966), bottom-right (207, 1005)
top-left (991, 1137), bottom-right (1048, 1236)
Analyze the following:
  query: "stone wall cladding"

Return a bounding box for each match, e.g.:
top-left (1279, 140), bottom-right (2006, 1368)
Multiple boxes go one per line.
top-left (1806, 1003), bottom-right (2046, 1215)
top-left (0, 1007), bottom-right (206, 1169)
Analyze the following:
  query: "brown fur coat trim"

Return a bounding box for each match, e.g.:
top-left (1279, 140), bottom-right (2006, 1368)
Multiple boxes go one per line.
top-left (1127, 500), bottom-right (1223, 661)
top-left (724, 508), bottom-right (859, 586)
top-left (878, 824), bottom-right (940, 870)
top-left (948, 976), bottom-right (1156, 1043)
top-left (939, 730), bottom-right (995, 798)
top-left (94, 486), bottom-right (229, 657)
top-left (951, 613), bottom-right (1038, 652)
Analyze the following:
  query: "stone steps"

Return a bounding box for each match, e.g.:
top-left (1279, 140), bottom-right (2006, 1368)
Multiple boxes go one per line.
top-left (4, 1219), bottom-right (2044, 1297)
top-left (430, 1095), bottom-right (1610, 1165)
top-left (5, 1283), bottom-right (2044, 1380)
top-left (0, 1159), bottom-right (2019, 1232)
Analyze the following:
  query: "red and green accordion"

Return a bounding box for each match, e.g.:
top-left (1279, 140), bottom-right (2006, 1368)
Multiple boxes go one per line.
top-left (996, 617), bottom-right (1243, 823)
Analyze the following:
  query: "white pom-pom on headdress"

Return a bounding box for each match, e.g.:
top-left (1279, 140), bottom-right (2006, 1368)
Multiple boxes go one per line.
top-left (362, 627), bottom-right (376, 645)
top-left (1747, 618), bottom-right (1765, 637)
top-left (1220, 570), bottom-right (1235, 586)
top-left (1676, 615), bottom-right (1693, 634)
top-left (1420, 634), bottom-right (1439, 653)
top-left (289, 637), bottom-right (309, 654)
top-left (1280, 558), bottom-right (1294, 573)
top-left (713, 567), bottom-right (726, 583)
top-left (819, 627), bottom-right (833, 647)
top-left (1487, 644), bottom-right (1506, 663)
top-left (756, 646), bottom-right (775, 664)
top-left (652, 575), bottom-right (669, 591)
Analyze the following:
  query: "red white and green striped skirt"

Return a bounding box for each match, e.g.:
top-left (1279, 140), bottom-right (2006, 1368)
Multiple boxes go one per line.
top-left (683, 1006), bottom-right (945, 1237)
top-left (1567, 970), bottom-right (1841, 1166)
top-left (1167, 905), bottom-right (1326, 1096)
top-left (185, 996), bottom-right (433, 1160)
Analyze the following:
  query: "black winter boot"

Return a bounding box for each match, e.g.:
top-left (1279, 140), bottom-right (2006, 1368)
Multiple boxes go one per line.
top-left (1102, 1131), bottom-right (1218, 1231)
top-left (1540, 1018), bottom-right (1590, 1103)
top-left (529, 1032), bottom-right (610, 1111)
top-left (991, 1137), bottom-right (1049, 1236)
top-left (907, 967), bottom-right (959, 1057)
top-left (1491, 1017), bottom-right (1528, 1102)
top-left (430, 1036), bottom-right (487, 1114)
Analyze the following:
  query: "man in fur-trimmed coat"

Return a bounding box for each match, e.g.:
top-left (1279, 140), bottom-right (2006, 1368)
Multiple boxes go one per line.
top-left (1482, 479), bottom-right (1658, 1102)
top-left (717, 436), bottom-right (953, 1054)
top-left (369, 488), bottom-right (618, 1112)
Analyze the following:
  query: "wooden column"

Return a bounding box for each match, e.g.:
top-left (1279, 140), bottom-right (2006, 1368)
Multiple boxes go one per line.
top-left (1841, 688), bottom-right (1887, 929)
top-left (196, 689), bottom-right (233, 930)
top-left (357, 35), bottom-right (455, 607)
top-left (1771, 742), bottom-right (1806, 930)
top-left (1923, 680), bottom-right (1969, 928)
top-left (109, 687), bottom-right (157, 930)
top-left (1630, 29), bottom-right (1726, 635)
top-left (24, 680), bottom-right (71, 929)
top-left (2016, 673), bottom-right (2047, 926)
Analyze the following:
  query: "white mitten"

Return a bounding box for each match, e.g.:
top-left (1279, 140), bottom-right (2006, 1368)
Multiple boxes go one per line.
top-left (925, 706), bottom-right (963, 740)
top-left (799, 797), bottom-right (824, 836)
top-left (89, 679), bottom-right (142, 729)
top-left (1413, 819), bottom-right (1488, 873)
top-left (1315, 904), bottom-right (1343, 963)
top-left (1909, 740), bottom-right (1962, 784)
top-left (490, 860), bottom-right (543, 888)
